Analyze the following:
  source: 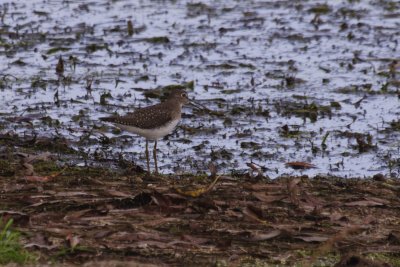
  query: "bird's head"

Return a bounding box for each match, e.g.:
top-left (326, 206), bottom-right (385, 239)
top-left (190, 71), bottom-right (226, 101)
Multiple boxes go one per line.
top-left (167, 89), bottom-right (190, 105)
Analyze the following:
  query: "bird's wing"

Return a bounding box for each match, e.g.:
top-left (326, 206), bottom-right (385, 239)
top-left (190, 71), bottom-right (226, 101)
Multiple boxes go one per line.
top-left (100, 103), bottom-right (173, 129)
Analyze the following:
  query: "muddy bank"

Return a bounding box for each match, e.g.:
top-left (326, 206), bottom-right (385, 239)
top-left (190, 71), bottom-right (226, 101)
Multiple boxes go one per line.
top-left (1, 154), bottom-right (400, 266)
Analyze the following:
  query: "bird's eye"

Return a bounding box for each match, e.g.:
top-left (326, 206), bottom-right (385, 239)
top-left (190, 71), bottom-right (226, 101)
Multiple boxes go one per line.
top-left (181, 93), bottom-right (187, 98)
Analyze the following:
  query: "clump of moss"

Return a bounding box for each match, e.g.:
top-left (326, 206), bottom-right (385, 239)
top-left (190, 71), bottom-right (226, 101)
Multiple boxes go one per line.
top-left (330, 101), bottom-right (342, 109)
top-left (309, 4), bottom-right (331, 14)
top-left (46, 47), bottom-right (70, 55)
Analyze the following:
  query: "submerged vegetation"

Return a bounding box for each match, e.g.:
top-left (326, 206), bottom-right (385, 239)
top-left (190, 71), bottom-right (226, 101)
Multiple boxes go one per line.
top-left (0, 0), bottom-right (398, 177)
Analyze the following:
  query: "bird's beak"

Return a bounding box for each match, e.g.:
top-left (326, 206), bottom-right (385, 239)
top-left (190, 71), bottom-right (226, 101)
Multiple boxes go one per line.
top-left (188, 99), bottom-right (205, 110)
top-left (188, 98), bottom-right (222, 117)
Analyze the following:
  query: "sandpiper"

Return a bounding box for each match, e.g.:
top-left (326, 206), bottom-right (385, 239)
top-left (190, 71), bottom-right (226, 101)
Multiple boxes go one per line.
top-left (100, 89), bottom-right (190, 174)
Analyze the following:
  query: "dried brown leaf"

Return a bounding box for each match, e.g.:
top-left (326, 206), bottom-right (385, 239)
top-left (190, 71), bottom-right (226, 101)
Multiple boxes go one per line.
top-left (364, 196), bottom-right (390, 205)
top-left (150, 191), bottom-right (171, 207)
top-left (295, 235), bottom-right (329, 242)
top-left (174, 175), bottom-right (220, 197)
top-left (25, 175), bottom-right (52, 182)
top-left (139, 217), bottom-right (181, 227)
top-left (112, 230), bottom-right (187, 247)
top-left (287, 178), bottom-right (301, 206)
top-left (329, 211), bottom-right (349, 222)
top-left (243, 205), bottom-right (268, 225)
top-left (63, 209), bottom-right (92, 221)
top-left (93, 230), bottom-right (115, 239)
top-left (253, 192), bottom-right (286, 203)
top-left (0, 210), bottom-right (29, 226)
top-left (25, 232), bottom-right (56, 250)
top-left (249, 230), bottom-right (281, 241)
top-left (55, 191), bottom-right (97, 197)
top-left (167, 240), bottom-right (202, 248)
top-left (299, 191), bottom-right (324, 214)
top-left (180, 234), bottom-right (209, 245)
top-left (345, 200), bottom-right (385, 207)
top-left (66, 234), bottom-right (80, 249)
top-left (25, 167), bottom-right (67, 183)
top-left (162, 193), bottom-right (187, 202)
top-left (134, 240), bottom-right (170, 249)
top-left (105, 190), bottom-right (132, 197)
top-left (23, 163), bottom-right (35, 176)
top-left (243, 183), bottom-right (285, 191)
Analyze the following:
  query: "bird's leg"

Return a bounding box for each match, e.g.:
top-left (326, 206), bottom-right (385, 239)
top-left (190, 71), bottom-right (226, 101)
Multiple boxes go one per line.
top-left (145, 140), bottom-right (150, 174)
top-left (153, 140), bottom-right (158, 174)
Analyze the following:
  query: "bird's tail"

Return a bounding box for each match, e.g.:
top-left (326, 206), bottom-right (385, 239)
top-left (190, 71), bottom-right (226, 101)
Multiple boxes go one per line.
top-left (99, 117), bottom-right (116, 123)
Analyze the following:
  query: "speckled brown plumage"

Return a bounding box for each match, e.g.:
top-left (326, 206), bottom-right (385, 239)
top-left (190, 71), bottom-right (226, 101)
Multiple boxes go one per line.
top-left (100, 89), bottom-right (188, 129)
top-left (100, 89), bottom-right (190, 174)
top-left (101, 101), bottom-right (178, 129)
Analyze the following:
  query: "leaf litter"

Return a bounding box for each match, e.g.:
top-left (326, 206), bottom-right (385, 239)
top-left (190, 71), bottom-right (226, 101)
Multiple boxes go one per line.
top-left (1, 165), bottom-right (400, 266)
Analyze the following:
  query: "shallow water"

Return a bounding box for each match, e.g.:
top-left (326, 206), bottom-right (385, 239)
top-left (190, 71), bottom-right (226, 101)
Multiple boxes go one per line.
top-left (0, 0), bottom-right (399, 177)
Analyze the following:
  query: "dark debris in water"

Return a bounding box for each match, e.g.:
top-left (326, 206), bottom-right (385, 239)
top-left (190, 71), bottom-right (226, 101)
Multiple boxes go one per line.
top-left (0, 0), bottom-right (399, 179)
